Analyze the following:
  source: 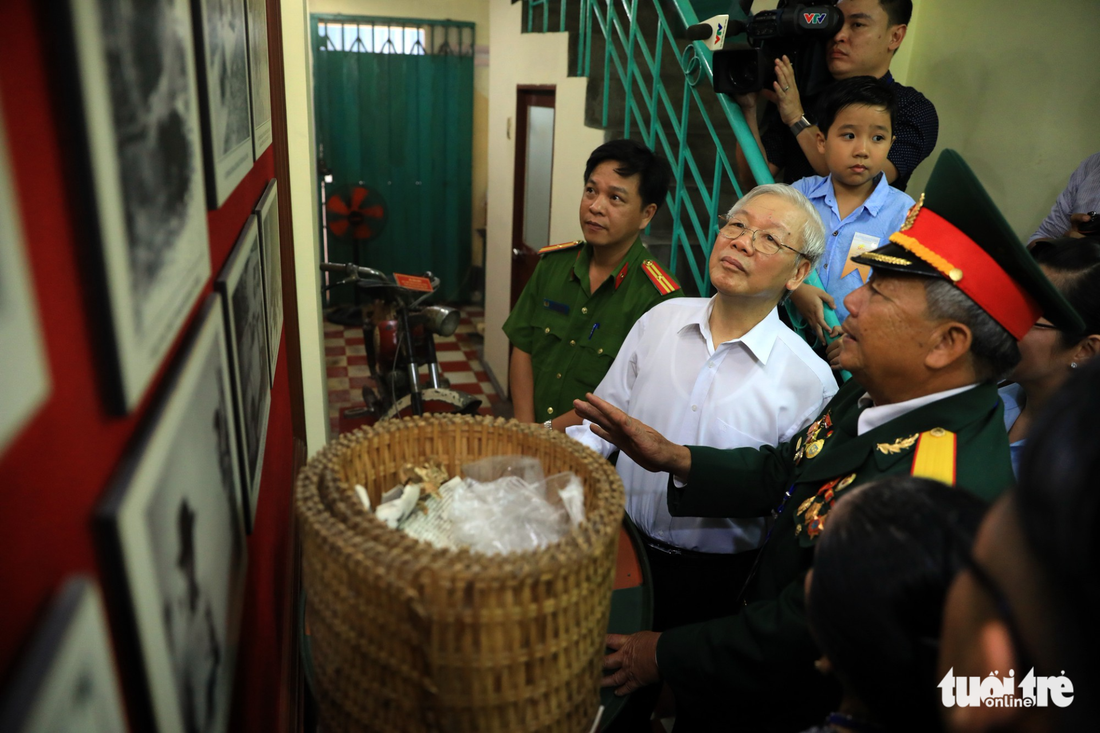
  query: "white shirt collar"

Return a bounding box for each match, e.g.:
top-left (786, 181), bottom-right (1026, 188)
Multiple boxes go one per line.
top-left (856, 383), bottom-right (979, 436)
top-left (680, 298), bottom-right (783, 364)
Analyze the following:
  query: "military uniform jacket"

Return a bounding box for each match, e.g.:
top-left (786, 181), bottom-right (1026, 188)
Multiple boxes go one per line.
top-left (502, 237), bottom-right (682, 421)
top-left (655, 379), bottom-right (1014, 729)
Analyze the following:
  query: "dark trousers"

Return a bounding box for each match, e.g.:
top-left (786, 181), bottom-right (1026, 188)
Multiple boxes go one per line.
top-left (641, 535), bottom-right (759, 632)
top-left (604, 536), bottom-right (761, 732)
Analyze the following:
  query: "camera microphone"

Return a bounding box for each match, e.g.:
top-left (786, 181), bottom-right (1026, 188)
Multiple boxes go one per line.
top-left (684, 14), bottom-right (730, 51)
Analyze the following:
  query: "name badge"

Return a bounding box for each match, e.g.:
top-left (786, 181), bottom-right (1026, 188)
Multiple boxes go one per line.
top-left (842, 232), bottom-right (880, 282)
top-left (543, 299), bottom-right (570, 314)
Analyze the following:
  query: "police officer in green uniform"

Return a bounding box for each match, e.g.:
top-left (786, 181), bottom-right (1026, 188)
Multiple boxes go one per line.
top-left (503, 139), bottom-right (683, 430)
top-left (574, 150), bottom-right (1086, 730)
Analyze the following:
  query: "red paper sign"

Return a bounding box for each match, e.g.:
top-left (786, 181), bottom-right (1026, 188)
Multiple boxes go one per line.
top-left (393, 273), bottom-right (434, 292)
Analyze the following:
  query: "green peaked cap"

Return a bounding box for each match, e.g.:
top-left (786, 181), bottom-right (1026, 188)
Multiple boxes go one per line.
top-left (852, 149), bottom-right (1084, 335)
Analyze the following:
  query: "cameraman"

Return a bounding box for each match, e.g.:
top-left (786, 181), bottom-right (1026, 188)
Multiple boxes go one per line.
top-left (734, 0), bottom-right (937, 192)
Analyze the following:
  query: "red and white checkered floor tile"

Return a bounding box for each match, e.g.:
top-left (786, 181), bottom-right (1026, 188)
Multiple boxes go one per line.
top-left (323, 306), bottom-right (499, 435)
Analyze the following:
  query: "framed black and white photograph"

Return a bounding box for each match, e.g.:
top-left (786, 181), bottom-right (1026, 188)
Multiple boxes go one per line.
top-left (65, 0), bottom-right (211, 413)
top-left (215, 215), bottom-right (270, 533)
top-left (0, 98), bottom-right (51, 454)
top-left (100, 294), bottom-right (247, 733)
top-left (193, 0), bottom-right (255, 208)
top-left (245, 0), bottom-right (272, 159)
top-left (0, 577), bottom-right (128, 733)
top-left (255, 179), bottom-right (282, 386)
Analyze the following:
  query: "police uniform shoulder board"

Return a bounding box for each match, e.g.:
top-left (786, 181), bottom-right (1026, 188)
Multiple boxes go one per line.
top-left (909, 427), bottom-right (957, 485)
top-left (537, 240), bottom-right (583, 255)
top-left (641, 259), bottom-right (680, 295)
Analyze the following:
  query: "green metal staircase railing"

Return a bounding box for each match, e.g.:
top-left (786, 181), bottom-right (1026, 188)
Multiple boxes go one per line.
top-left (521, 0), bottom-right (847, 373)
top-left (523, 0), bottom-right (774, 295)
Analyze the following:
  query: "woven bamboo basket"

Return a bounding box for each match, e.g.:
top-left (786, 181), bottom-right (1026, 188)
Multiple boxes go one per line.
top-left (296, 414), bottom-right (625, 732)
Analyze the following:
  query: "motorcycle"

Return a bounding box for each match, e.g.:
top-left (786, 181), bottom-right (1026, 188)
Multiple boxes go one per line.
top-left (320, 262), bottom-right (482, 419)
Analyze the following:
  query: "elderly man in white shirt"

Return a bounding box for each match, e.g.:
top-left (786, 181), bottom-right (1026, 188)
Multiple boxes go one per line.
top-left (567, 183), bottom-right (838, 630)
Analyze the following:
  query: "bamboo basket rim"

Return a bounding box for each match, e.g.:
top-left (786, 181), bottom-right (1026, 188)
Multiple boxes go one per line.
top-left (297, 414), bottom-right (624, 575)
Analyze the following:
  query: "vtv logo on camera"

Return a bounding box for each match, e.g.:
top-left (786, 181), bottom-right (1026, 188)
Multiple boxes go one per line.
top-left (938, 668), bottom-right (1074, 708)
top-left (803, 12), bottom-right (828, 24)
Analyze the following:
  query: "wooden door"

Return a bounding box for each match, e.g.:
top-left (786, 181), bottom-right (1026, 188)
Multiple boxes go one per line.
top-left (510, 86), bottom-right (556, 309)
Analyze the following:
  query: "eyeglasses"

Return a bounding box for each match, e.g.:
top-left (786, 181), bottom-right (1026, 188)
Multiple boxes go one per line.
top-left (717, 215), bottom-right (806, 259)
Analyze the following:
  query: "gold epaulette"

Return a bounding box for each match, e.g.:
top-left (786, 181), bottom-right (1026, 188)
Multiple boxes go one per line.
top-left (909, 427), bottom-right (957, 485)
top-left (537, 240), bottom-right (583, 255)
top-left (641, 259), bottom-right (681, 295)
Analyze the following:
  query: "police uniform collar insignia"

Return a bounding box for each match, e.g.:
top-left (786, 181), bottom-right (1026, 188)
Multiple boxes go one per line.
top-left (614, 261), bottom-right (629, 289)
top-left (875, 433), bottom-right (919, 455)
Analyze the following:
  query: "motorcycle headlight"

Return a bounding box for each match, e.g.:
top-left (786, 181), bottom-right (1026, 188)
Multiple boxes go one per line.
top-left (421, 305), bottom-right (460, 337)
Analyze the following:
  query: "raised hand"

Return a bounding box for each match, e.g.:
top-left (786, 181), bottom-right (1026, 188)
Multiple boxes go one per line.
top-left (573, 393), bottom-right (692, 478)
top-left (764, 55), bottom-right (805, 127)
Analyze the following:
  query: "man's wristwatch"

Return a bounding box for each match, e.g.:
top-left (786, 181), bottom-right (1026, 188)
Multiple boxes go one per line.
top-left (543, 419), bottom-right (553, 430)
top-left (789, 115), bottom-right (813, 137)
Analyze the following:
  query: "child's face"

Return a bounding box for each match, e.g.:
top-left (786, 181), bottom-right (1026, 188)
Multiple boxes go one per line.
top-left (817, 104), bottom-right (893, 190)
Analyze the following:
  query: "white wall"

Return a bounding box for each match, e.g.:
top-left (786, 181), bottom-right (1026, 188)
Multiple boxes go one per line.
top-left (283, 0), bottom-right (329, 454)
top-left (483, 0), bottom-right (605, 386)
top-left (897, 0), bottom-right (1100, 241)
top-left (309, 0), bottom-right (491, 266)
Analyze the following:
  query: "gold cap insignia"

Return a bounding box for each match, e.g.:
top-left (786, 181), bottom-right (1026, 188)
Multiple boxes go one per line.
top-left (900, 193), bottom-right (925, 232)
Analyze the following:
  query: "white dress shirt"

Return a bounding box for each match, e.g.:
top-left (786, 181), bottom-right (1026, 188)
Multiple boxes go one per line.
top-left (856, 384), bottom-right (978, 435)
top-left (566, 298), bottom-right (838, 554)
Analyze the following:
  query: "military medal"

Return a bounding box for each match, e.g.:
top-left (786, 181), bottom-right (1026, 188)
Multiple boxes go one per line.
top-left (806, 516), bottom-right (826, 538)
top-left (794, 472), bottom-right (858, 540)
top-left (796, 413), bottom-right (833, 463)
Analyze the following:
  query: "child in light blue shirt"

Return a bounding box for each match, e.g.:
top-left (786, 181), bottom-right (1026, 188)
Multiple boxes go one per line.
top-left (789, 77), bottom-right (915, 367)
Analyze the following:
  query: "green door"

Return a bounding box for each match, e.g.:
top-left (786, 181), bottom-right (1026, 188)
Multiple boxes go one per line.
top-left (313, 18), bottom-right (474, 303)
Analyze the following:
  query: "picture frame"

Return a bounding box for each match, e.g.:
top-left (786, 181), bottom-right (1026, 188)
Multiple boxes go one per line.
top-left (0, 577), bottom-right (128, 733)
top-left (245, 0), bottom-right (273, 159)
top-left (215, 216), bottom-right (271, 533)
top-left (0, 96), bottom-right (50, 454)
top-left (255, 179), bottom-right (283, 386)
top-left (99, 294), bottom-right (247, 733)
top-left (64, 0), bottom-right (211, 413)
top-left (192, 0), bottom-right (255, 208)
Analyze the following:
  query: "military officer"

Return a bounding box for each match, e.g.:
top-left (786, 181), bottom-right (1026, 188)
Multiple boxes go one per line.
top-left (503, 139), bottom-right (682, 430)
top-left (574, 150), bottom-right (1085, 731)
